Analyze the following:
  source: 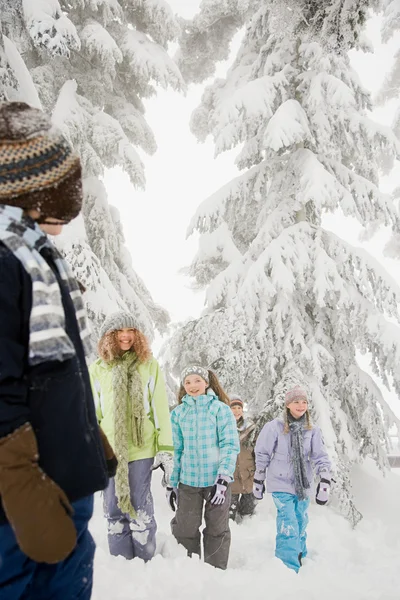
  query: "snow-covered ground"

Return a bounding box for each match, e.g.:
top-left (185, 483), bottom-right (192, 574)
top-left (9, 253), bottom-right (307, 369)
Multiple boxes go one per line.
top-left (91, 460), bottom-right (400, 600)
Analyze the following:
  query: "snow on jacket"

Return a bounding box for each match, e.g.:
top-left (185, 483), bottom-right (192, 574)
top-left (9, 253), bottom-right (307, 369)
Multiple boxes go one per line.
top-left (89, 356), bottom-right (173, 462)
top-left (232, 417), bottom-right (256, 495)
top-left (170, 392), bottom-right (240, 488)
top-left (255, 417), bottom-right (331, 496)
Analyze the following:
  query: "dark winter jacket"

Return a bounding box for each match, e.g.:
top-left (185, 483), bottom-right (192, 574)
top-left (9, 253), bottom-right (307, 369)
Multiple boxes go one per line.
top-left (0, 243), bottom-right (108, 525)
top-left (232, 417), bottom-right (256, 495)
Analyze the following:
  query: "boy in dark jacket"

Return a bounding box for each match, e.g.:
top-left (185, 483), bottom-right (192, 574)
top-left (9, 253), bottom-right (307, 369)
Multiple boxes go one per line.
top-left (0, 102), bottom-right (112, 599)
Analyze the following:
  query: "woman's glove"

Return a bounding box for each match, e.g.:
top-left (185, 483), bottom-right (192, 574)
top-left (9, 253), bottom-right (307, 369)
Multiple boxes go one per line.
top-left (208, 474), bottom-right (231, 505)
top-left (166, 487), bottom-right (178, 512)
top-left (0, 423), bottom-right (77, 563)
top-left (99, 426), bottom-right (118, 478)
top-left (151, 451), bottom-right (174, 487)
top-left (253, 471), bottom-right (266, 500)
top-left (315, 477), bottom-right (331, 505)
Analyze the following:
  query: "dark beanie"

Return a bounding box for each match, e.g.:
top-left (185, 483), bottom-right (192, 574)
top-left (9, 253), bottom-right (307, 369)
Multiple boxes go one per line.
top-left (0, 102), bottom-right (82, 223)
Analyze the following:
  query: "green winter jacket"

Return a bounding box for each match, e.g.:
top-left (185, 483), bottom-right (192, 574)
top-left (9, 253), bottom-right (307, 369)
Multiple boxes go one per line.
top-left (89, 356), bottom-right (173, 462)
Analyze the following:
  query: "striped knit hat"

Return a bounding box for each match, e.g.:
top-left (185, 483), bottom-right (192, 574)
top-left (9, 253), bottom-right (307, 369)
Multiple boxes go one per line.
top-left (229, 394), bottom-right (243, 408)
top-left (0, 102), bottom-right (82, 223)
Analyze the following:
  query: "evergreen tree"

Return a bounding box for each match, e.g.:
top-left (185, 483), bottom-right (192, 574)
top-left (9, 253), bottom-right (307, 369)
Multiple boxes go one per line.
top-left (0, 0), bottom-right (184, 338)
top-left (379, 0), bottom-right (400, 113)
top-left (165, 0), bottom-right (400, 524)
top-left (379, 0), bottom-right (400, 258)
top-left (176, 0), bottom-right (256, 83)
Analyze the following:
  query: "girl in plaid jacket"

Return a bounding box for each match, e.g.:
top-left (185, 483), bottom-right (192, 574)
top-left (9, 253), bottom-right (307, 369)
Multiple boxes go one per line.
top-left (167, 366), bottom-right (240, 570)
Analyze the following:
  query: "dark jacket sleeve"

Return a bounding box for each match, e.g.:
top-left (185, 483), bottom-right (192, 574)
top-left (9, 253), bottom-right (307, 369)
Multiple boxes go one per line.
top-left (0, 246), bottom-right (30, 437)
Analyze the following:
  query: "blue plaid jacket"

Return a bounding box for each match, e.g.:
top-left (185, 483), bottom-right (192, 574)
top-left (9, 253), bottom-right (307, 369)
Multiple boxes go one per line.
top-left (170, 392), bottom-right (240, 488)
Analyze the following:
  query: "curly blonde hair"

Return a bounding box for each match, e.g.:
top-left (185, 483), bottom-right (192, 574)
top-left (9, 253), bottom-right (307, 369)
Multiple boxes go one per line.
top-left (98, 329), bottom-right (152, 363)
top-left (177, 370), bottom-right (230, 405)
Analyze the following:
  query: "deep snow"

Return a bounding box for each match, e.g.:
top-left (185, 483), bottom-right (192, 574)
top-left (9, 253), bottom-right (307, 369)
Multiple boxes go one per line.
top-left (91, 459), bottom-right (400, 600)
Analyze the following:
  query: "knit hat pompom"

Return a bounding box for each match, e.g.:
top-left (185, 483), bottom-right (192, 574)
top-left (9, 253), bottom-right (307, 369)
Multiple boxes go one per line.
top-left (180, 365), bottom-right (209, 385)
top-left (99, 311), bottom-right (141, 340)
top-left (0, 102), bottom-right (82, 223)
top-left (0, 102), bottom-right (50, 140)
top-left (229, 394), bottom-right (243, 408)
top-left (285, 386), bottom-right (308, 406)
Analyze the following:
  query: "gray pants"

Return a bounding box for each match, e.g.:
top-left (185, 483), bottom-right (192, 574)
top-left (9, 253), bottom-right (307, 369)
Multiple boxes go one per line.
top-left (171, 483), bottom-right (232, 570)
top-left (103, 458), bottom-right (156, 561)
top-left (229, 492), bottom-right (257, 521)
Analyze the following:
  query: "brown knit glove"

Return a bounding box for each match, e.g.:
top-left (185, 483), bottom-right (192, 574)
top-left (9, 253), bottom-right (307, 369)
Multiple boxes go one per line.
top-left (99, 426), bottom-right (118, 478)
top-left (0, 423), bottom-right (77, 563)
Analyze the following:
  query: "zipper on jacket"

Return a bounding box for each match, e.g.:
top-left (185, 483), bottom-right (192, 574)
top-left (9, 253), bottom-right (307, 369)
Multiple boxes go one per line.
top-left (196, 400), bottom-right (200, 486)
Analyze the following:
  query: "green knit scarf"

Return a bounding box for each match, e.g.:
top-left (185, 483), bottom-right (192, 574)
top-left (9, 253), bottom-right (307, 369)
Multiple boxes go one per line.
top-left (111, 351), bottom-right (145, 517)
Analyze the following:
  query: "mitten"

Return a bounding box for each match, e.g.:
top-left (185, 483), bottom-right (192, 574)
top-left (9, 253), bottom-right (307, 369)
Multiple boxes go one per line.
top-left (253, 471), bottom-right (266, 500)
top-left (151, 451), bottom-right (174, 487)
top-left (99, 426), bottom-right (118, 478)
top-left (0, 423), bottom-right (77, 563)
top-left (166, 486), bottom-right (178, 512)
top-left (208, 474), bottom-right (231, 505)
top-left (315, 477), bottom-right (331, 505)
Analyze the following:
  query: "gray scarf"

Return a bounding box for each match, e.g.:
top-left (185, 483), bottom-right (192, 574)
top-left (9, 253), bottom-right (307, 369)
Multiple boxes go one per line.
top-left (288, 413), bottom-right (310, 500)
top-left (0, 204), bottom-right (93, 364)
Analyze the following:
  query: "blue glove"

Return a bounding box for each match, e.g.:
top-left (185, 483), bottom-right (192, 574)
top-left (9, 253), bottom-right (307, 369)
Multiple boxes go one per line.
top-left (253, 471), bottom-right (265, 500)
top-left (151, 452), bottom-right (174, 487)
top-left (208, 474), bottom-right (231, 505)
top-left (315, 477), bottom-right (330, 505)
top-left (166, 487), bottom-right (178, 512)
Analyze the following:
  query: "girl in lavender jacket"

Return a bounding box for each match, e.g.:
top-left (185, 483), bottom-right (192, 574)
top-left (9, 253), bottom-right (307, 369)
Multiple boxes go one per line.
top-left (253, 386), bottom-right (332, 573)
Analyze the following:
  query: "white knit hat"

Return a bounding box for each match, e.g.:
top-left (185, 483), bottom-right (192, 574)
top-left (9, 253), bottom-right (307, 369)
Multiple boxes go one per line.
top-left (99, 311), bottom-right (141, 339)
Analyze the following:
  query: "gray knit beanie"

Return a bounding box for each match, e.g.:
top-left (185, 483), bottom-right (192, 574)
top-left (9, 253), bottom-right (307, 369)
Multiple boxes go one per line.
top-left (99, 311), bottom-right (141, 339)
top-left (180, 365), bottom-right (209, 385)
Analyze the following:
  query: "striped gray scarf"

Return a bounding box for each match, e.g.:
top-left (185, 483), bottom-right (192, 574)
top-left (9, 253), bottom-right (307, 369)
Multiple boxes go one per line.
top-left (288, 413), bottom-right (310, 501)
top-left (0, 204), bottom-right (93, 365)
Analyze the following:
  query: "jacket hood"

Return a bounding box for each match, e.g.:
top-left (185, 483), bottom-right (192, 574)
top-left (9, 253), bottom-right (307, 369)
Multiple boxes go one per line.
top-left (181, 390), bottom-right (219, 406)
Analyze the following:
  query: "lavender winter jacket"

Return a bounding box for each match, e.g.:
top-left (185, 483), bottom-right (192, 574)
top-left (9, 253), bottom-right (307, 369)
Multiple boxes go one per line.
top-left (255, 418), bottom-right (331, 496)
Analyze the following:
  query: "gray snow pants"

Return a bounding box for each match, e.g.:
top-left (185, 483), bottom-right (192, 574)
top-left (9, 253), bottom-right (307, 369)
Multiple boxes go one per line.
top-left (229, 493), bottom-right (257, 521)
top-left (171, 483), bottom-right (232, 570)
top-left (103, 458), bottom-right (156, 561)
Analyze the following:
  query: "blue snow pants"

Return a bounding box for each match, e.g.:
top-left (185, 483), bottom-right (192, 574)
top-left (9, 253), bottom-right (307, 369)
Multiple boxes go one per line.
top-left (272, 492), bottom-right (310, 573)
top-left (103, 457), bottom-right (156, 561)
top-left (0, 495), bottom-right (95, 600)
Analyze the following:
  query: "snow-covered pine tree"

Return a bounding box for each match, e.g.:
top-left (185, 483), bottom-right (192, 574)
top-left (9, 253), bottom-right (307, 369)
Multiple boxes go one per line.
top-left (378, 0), bottom-right (400, 258)
top-left (164, 0), bottom-right (400, 524)
top-left (176, 0), bottom-right (256, 84)
top-left (0, 0), bottom-right (184, 338)
top-left (379, 0), bottom-right (400, 108)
